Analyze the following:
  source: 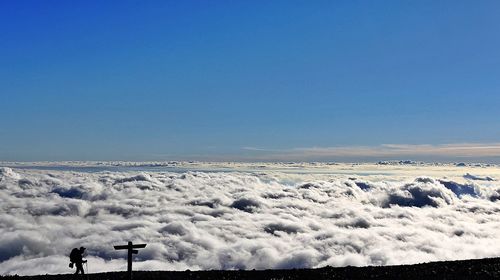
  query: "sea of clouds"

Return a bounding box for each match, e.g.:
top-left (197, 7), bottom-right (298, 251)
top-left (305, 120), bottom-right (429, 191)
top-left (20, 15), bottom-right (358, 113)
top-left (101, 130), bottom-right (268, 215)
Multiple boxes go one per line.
top-left (1, 164), bottom-right (500, 275)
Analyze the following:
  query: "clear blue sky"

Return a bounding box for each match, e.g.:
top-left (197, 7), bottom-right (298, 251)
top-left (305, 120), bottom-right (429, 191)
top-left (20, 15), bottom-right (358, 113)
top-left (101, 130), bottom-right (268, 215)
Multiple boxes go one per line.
top-left (1, 1), bottom-right (499, 162)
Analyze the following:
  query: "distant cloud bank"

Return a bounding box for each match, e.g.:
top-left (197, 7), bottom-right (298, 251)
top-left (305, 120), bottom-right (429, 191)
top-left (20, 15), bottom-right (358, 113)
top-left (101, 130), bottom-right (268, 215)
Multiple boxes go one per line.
top-left (1, 166), bottom-right (500, 275)
top-left (242, 143), bottom-right (500, 161)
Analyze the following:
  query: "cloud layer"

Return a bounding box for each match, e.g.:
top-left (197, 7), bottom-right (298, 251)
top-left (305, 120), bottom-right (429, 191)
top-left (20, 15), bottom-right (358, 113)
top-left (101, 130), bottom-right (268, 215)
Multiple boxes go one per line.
top-left (1, 166), bottom-right (500, 275)
top-left (242, 143), bottom-right (500, 161)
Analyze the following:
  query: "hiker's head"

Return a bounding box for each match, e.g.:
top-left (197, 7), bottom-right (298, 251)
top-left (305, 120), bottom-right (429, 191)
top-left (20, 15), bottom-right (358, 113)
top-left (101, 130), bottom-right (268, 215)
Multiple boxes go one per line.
top-left (79, 247), bottom-right (86, 253)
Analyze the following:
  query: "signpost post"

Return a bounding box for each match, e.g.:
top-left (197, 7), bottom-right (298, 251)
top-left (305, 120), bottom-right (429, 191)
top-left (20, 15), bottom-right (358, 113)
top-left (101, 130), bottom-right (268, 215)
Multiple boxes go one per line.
top-left (114, 241), bottom-right (147, 280)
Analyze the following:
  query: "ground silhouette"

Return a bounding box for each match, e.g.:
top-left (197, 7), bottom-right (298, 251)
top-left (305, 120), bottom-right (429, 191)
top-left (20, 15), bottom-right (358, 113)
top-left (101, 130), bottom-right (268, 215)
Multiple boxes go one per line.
top-left (1, 257), bottom-right (500, 280)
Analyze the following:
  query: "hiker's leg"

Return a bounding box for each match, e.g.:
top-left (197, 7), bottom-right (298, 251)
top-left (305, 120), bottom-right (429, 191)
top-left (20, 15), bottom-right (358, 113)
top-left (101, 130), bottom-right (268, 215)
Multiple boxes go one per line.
top-left (75, 263), bottom-right (83, 274)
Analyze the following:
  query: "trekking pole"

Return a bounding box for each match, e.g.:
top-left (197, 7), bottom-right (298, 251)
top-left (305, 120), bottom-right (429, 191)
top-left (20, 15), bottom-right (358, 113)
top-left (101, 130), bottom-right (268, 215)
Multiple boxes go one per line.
top-left (86, 262), bottom-right (89, 280)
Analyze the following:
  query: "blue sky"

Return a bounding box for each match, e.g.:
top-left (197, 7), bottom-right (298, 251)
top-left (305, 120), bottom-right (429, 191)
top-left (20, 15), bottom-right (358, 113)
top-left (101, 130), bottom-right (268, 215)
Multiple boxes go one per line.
top-left (1, 1), bottom-right (500, 162)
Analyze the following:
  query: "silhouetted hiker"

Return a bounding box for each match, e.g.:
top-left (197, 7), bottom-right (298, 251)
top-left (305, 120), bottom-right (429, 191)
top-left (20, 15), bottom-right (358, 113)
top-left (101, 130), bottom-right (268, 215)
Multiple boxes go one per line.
top-left (70, 247), bottom-right (87, 275)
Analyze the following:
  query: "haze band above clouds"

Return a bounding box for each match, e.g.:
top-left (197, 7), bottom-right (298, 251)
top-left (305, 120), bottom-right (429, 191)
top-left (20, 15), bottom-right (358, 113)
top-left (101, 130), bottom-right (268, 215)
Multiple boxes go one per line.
top-left (242, 143), bottom-right (500, 161)
top-left (1, 165), bottom-right (500, 275)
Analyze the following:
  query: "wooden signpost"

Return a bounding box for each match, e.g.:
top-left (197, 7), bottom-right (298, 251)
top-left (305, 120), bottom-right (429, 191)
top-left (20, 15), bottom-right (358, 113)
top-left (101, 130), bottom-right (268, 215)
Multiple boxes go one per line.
top-left (114, 241), bottom-right (147, 280)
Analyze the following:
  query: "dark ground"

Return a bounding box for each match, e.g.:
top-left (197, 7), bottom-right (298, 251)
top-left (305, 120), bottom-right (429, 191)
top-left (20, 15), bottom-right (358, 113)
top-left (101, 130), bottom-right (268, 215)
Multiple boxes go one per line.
top-left (2, 257), bottom-right (500, 280)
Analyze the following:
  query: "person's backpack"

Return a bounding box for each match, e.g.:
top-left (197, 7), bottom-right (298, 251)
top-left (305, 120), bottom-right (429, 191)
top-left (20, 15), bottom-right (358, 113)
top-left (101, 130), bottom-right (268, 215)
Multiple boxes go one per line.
top-left (69, 248), bottom-right (79, 263)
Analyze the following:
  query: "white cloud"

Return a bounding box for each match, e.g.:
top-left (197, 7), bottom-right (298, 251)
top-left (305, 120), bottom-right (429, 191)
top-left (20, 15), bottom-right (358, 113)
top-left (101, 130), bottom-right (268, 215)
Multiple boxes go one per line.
top-left (1, 166), bottom-right (500, 275)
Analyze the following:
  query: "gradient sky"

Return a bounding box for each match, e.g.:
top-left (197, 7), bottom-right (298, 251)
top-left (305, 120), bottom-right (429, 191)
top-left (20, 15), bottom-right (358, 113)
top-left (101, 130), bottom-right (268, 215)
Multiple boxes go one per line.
top-left (1, 1), bottom-right (500, 162)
